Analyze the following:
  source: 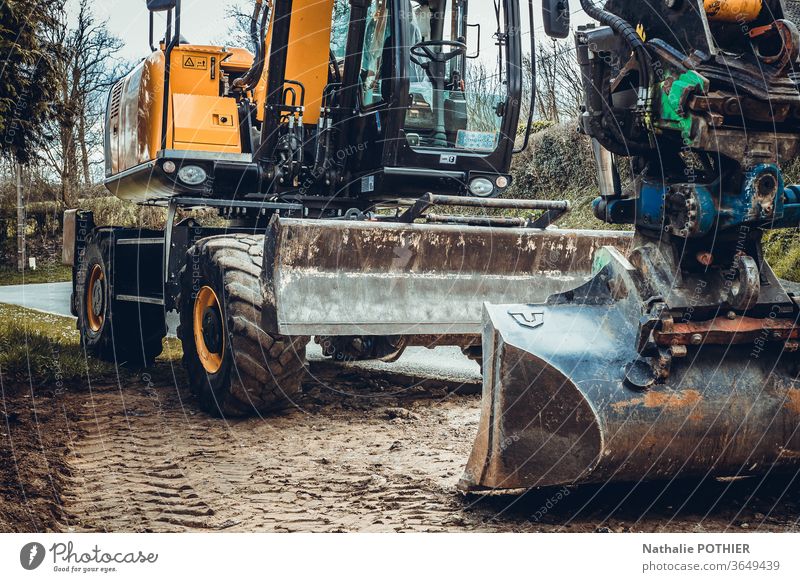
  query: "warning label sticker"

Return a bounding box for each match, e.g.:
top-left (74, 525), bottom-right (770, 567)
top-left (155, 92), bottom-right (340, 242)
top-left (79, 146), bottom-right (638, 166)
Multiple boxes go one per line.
top-left (182, 56), bottom-right (208, 70)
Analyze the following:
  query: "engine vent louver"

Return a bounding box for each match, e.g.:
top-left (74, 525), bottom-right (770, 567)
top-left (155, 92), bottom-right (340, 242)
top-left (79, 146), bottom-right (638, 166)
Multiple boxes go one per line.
top-left (109, 81), bottom-right (124, 124)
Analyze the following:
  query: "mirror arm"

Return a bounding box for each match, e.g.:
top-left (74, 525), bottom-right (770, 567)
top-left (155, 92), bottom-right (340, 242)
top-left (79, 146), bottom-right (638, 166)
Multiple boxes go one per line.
top-left (513, 0), bottom-right (536, 154)
top-left (466, 23), bottom-right (481, 59)
top-left (149, 11), bottom-right (156, 52)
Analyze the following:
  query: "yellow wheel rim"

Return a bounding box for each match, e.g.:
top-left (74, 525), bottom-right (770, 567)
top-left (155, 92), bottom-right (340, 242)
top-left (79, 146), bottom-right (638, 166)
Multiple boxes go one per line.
top-left (86, 265), bottom-right (105, 333)
top-left (193, 286), bottom-right (225, 375)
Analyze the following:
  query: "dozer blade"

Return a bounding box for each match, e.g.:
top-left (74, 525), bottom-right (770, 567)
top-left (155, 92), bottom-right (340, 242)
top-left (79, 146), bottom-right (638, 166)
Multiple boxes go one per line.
top-left (262, 217), bottom-right (632, 336)
top-left (461, 247), bottom-right (800, 492)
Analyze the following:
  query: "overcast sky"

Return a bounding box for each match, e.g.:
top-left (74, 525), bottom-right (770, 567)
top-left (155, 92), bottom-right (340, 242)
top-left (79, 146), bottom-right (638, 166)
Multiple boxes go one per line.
top-left (82, 0), bottom-right (590, 63)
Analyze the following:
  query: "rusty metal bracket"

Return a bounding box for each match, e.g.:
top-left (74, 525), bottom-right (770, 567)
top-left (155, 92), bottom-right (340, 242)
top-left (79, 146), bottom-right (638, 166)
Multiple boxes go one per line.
top-left (654, 314), bottom-right (799, 347)
top-left (749, 19), bottom-right (800, 74)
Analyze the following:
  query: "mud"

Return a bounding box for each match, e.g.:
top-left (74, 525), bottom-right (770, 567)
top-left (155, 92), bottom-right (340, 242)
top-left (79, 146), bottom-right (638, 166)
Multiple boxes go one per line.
top-left (2, 362), bottom-right (800, 533)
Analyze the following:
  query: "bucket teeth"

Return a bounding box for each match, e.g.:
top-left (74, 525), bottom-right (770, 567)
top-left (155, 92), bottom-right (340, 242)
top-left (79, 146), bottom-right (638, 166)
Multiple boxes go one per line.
top-left (462, 260), bottom-right (800, 492)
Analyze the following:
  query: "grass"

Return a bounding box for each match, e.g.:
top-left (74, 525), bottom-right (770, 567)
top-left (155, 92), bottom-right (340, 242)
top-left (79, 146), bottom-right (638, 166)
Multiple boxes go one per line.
top-left (0, 262), bottom-right (72, 286)
top-left (0, 303), bottom-right (111, 387)
top-left (764, 230), bottom-right (800, 282)
top-left (0, 303), bottom-right (184, 391)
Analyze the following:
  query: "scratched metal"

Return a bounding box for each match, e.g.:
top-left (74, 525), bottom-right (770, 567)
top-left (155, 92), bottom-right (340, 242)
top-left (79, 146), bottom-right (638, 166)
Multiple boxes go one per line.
top-left (461, 250), bottom-right (800, 491)
top-left (261, 217), bottom-right (633, 337)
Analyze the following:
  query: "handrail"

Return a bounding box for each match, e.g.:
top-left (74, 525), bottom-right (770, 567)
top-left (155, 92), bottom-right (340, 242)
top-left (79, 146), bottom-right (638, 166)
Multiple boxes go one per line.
top-left (513, 0), bottom-right (536, 155)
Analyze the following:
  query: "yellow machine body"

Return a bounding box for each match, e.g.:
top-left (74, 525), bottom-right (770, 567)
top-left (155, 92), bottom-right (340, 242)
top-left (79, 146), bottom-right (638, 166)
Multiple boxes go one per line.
top-left (105, 45), bottom-right (249, 178)
top-left (105, 0), bottom-right (335, 201)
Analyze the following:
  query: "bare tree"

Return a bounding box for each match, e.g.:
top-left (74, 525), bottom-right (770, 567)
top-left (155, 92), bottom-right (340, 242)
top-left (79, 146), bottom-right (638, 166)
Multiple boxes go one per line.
top-left (223, 1), bottom-right (262, 50)
top-left (41, 0), bottom-right (125, 206)
top-left (535, 39), bottom-right (582, 123)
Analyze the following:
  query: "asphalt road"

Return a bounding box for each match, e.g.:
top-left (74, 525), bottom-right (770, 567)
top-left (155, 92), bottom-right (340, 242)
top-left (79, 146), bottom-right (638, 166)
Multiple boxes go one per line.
top-left (0, 282), bottom-right (481, 383)
top-left (0, 281), bottom-right (73, 317)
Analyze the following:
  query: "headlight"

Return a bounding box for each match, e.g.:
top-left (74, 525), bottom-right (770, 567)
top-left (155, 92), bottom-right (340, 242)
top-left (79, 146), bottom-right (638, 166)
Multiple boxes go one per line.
top-left (468, 177), bottom-right (495, 197)
top-left (177, 165), bottom-right (207, 186)
top-left (495, 175), bottom-right (509, 189)
top-left (162, 161), bottom-right (176, 174)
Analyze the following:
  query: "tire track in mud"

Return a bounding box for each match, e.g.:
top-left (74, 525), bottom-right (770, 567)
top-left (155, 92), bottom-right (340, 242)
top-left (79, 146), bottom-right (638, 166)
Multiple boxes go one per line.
top-left (62, 390), bottom-right (218, 531)
top-left (58, 379), bottom-right (494, 532)
top-left (54, 373), bottom-right (800, 533)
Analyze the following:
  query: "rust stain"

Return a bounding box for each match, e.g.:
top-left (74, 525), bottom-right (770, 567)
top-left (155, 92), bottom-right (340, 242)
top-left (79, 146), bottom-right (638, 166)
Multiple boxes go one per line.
top-left (611, 398), bottom-right (641, 411)
top-left (785, 389), bottom-right (800, 415)
top-left (644, 389), bottom-right (702, 409)
top-left (778, 447), bottom-right (800, 459)
top-left (612, 389), bottom-right (702, 411)
top-left (637, 434), bottom-right (661, 450)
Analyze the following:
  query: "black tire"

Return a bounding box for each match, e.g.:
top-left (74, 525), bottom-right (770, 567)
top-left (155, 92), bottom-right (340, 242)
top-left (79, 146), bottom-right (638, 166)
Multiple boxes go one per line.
top-left (77, 231), bottom-right (166, 366)
top-left (178, 234), bottom-right (309, 417)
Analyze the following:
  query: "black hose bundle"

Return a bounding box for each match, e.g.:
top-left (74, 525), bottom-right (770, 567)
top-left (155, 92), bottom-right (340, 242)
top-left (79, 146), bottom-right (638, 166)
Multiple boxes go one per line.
top-left (579, 0), bottom-right (651, 104)
top-left (236, 0), bottom-right (272, 91)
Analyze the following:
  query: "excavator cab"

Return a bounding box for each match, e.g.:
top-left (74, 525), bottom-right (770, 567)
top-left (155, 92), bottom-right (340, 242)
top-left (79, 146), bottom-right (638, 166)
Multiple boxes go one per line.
top-left (105, 0), bottom-right (528, 209)
top-left (333, 0), bottom-right (522, 199)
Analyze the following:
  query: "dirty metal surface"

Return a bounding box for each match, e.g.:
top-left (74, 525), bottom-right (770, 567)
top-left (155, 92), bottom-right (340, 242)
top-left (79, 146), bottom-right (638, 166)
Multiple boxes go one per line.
top-left (462, 249), bottom-right (800, 491)
top-left (655, 315), bottom-right (800, 346)
top-left (262, 218), bottom-right (633, 337)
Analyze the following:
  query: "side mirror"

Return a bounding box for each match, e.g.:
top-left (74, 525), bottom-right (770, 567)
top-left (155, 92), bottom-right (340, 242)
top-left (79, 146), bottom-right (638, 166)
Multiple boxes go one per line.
top-left (147, 0), bottom-right (177, 11)
top-left (542, 0), bottom-right (571, 39)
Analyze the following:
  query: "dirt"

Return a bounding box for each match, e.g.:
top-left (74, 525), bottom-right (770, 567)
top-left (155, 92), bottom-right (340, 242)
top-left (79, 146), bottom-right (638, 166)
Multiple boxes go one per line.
top-left (2, 362), bottom-right (800, 533)
top-left (0, 384), bottom-right (77, 532)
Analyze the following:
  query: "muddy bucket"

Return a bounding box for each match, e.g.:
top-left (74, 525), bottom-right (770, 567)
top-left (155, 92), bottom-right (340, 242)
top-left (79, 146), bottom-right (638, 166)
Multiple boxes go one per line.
top-left (262, 217), bottom-right (632, 338)
top-left (461, 248), bottom-right (800, 491)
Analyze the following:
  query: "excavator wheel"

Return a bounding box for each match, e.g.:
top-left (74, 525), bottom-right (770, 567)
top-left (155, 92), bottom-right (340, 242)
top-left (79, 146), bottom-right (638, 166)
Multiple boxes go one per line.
top-left (76, 232), bottom-right (166, 366)
top-left (178, 235), bottom-right (308, 417)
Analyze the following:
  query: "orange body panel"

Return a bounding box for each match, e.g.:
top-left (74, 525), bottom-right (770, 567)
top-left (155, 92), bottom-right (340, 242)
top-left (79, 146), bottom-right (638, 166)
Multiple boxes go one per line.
top-left (256, 0), bottom-right (335, 124)
top-left (106, 51), bottom-right (165, 176)
top-left (166, 46), bottom-right (243, 153)
top-left (106, 0), bottom-right (336, 181)
top-left (143, 52), bottom-right (165, 162)
top-left (169, 45), bottom-right (228, 96)
top-left (172, 94), bottom-right (242, 152)
top-left (280, 0), bottom-right (334, 124)
top-left (221, 47), bottom-right (256, 72)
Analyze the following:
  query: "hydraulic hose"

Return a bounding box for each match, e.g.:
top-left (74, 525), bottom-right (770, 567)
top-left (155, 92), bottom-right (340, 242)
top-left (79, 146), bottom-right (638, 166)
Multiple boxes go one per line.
top-left (235, 0), bottom-right (271, 91)
top-left (579, 0), bottom-right (650, 106)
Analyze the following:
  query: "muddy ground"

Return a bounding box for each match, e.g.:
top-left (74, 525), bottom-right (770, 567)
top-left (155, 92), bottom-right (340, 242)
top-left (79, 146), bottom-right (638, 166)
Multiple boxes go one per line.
top-left (2, 362), bottom-right (800, 533)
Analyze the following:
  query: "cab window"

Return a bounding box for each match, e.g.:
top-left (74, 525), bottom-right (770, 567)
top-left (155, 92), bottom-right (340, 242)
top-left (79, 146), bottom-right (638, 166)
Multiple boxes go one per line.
top-left (360, 0), bottom-right (391, 107)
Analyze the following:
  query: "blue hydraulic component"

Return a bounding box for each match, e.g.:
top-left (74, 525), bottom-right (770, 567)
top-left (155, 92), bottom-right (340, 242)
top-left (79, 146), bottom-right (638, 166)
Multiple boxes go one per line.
top-left (593, 164), bottom-right (800, 236)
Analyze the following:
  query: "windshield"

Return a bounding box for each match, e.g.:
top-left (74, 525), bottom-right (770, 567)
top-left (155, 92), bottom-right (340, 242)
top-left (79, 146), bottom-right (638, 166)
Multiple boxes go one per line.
top-left (404, 0), bottom-right (508, 152)
top-left (329, 0), bottom-right (511, 153)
